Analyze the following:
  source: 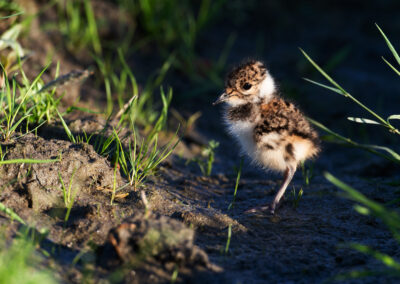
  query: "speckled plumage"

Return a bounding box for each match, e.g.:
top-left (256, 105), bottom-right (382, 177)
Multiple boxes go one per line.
top-left (214, 59), bottom-right (320, 214)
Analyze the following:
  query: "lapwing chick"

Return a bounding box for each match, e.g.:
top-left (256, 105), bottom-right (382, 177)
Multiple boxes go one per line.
top-left (213, 60), bottom-right (319, 214)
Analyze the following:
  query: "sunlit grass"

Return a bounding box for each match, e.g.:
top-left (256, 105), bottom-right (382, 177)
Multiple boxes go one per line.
top-left (116, 89), bottom-right (180, 190)
top-left (0, 64), bottom-right (47, 141)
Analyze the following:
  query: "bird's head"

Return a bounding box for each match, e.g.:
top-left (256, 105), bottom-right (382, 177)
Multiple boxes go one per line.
top-left (213, 60), bottom-right (276, 106)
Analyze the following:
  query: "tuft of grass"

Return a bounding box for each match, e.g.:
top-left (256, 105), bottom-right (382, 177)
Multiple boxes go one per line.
top-left (187, 140), bottom-right (220, 176)
top-left (74, 130), bottom-right (94, 145)
top-left (58, 168), bottom-right (78, 223)
top-left (118, 86), bottom-right (178, 191)
top-left (290, 187), bottom-right (303, 210)
top-left (94, 48), bottom-right (172, 127)
top-left (0, 63), bottom-right (47, 142)
top-left (1, 59), bottom-right (88, 143)
top-left (202, 140), bottom-right (219, 176)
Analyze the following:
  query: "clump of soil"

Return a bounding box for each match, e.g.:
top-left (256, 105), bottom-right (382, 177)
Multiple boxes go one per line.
top-left (0, 132), bottom-right (132, 246)
top-left (0, 129), bottom-right (229, 282)
top-left (99, 212), bottom-right (219, 282)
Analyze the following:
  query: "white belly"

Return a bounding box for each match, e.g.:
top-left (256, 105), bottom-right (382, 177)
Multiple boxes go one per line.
top-left (226, 122), bottom-right (289, 172)
top-left (256, 133), bottom-right (287, 171)
top-left (226, 120), bottom-right (256, 158)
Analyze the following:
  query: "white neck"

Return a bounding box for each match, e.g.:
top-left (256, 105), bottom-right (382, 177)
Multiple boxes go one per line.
top-left (258, 75), bottom-right (276, 101)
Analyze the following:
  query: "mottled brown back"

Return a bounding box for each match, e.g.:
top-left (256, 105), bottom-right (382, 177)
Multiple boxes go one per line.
top-left (254, 98), bottom-right (319, 145)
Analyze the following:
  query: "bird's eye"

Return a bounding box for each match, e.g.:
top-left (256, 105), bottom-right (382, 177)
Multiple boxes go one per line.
top-left (242, 83), bottom-right (252, 90)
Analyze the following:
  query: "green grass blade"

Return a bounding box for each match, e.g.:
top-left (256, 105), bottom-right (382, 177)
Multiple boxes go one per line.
top-left (348, 243), bottom-right (400, 270)
top-left (382, 57), bottom-right (400, 76)
top-left (347, 117), bottom-right (383, 125)
top-left (303, 78), bottom-right (343, 95)
top-left (301, 49), bottom-right (389, 126)
top-left (224, 224), bottom-right (232, 254)
top-left (0, 12), bottom-right (23, 19)
top-left (0, 158), bottom-right (60, 165)
top-left (299, 48), bottom-right (348, 95)
top-left (84, 0), bottom-right (102, 55)
top-left (324, 172), bottom-right (400, 239)
top-left (66, 106), bottom-right (102, 114)
top-left (308, 117), bottom-right (400, 164)
top-left (364, 144), bottom-right (400, 161)
top-left (56, 109), bottom-right (76, 143)
top-left (228, 159), bottom-right (243, 210)
top-left (335, 269), bottom-right (400, 281)
top-left (9, 113), bottom-right (32, 133)
top-left (387, 114), bottom-right (400, 122)
top-left (376, 23), bottom-right (400, 66)
top-left (117, 48), bottom-right (138, 97)
top-left (64, 190), bottom-right (77, 223)
top-left (0, 202), bottom-right (25, 224)
top-left (324, 172), bottom-right (375, 207)
top-left (58, 172), bottom-right (67, 206)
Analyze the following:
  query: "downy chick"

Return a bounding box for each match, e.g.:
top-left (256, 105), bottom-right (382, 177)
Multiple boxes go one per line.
top-left (213, 60), bottom-right (319, 214)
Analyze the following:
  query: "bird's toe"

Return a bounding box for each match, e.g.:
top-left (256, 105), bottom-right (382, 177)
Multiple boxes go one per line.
top-left (244, 205), bottom-right (270, 214)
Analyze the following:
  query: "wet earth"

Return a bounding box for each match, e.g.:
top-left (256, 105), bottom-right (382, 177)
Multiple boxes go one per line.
top-left (2, 0), bottom-right (400, 283)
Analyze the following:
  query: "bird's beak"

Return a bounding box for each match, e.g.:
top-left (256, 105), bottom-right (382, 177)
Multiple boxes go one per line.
top-left (213, 92), bottom-right (229, 106)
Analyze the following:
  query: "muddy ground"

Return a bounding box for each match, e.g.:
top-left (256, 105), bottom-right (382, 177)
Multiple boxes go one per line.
top-left (2, 0), bottom-right (400, 283)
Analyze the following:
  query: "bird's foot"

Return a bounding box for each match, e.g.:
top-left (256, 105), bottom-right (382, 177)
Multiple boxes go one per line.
top-left (244, 205), bottom-right (275, 215)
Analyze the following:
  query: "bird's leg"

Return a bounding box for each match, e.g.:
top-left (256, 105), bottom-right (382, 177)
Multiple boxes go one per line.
top-left (269, 165), bottom-right (296, 214)
top-left (244, 165), bottom-right (296, 215)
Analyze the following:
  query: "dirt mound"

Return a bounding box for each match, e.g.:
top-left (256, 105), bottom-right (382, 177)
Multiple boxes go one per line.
top-left (0, 133), bottom-right (132, 245)
top-left (0, 132), bottom-right (224, 282)
top-left (99, 212), bottom-right (219, 282)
